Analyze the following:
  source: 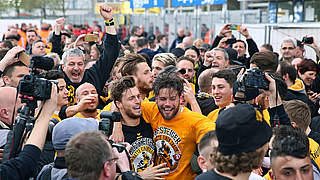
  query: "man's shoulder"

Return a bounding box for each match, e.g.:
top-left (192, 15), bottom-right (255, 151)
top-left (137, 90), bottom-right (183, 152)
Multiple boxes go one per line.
top-left (195, 169), bottom-right (231, 180)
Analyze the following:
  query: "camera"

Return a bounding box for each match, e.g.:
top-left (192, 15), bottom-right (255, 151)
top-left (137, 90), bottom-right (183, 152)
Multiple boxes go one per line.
top-left (99, 111), bottom-right (122, 136)
top-left (240, 68), bottom-right (269, 90)
top-left (302, 36), bottom-right (313, 44)
top-left (17, 56), bottom-right (55, 103)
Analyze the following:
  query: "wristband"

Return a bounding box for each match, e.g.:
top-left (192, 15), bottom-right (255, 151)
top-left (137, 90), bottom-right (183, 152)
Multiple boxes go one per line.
top-left (104, 18), bottom-right (114, 26)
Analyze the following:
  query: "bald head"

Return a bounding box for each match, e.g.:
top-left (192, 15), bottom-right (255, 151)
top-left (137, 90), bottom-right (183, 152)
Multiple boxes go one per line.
top-left (0, 87), bottom-right (19, 126)
top-left (183, 36), bottom-right (193, 48)
top-left (75, 83), bottom-right (99, 112)
top-left (177, 28), bottom-right (184, 37)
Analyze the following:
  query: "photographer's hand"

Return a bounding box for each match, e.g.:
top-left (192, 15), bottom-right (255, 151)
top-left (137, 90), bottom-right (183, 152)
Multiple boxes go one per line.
top-left (26, 84), bottom-right (57, 150)
top-left (264, 73), bottom-right (282, 108)
top-left (113, 142), bottom-right (131, 172)
top-left (138, 163), bottom-right (169, 180)
top-left (110, 122), bottom-right (124, 143)
top-left (0, 46), bottom-right (24, 71)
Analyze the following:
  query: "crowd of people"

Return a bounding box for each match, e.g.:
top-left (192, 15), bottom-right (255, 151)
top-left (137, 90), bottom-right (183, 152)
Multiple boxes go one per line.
top-left (0, 4), bottom-right (320, 180)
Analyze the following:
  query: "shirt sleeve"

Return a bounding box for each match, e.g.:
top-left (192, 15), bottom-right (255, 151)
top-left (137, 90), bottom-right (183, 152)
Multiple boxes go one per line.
top-left (0, 144), bottom-right (42, 180)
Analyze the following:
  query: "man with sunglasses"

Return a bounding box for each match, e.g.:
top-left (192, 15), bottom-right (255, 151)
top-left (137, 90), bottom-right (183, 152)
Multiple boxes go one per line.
top-left (280, 38), bottom-right (296, 62)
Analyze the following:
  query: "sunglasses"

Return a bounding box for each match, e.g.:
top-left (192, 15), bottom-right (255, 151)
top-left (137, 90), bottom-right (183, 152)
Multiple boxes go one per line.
top-left (281, 47), bottom-right (295, 50)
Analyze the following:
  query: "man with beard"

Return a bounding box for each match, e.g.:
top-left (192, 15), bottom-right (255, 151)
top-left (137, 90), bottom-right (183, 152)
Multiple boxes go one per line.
top-left (111, 70), bottom-right (214, 179)
top-left (109, 76), bottom-right (169, 179)
top-left (73, 83), bottom-right (100, 119)
top-left (120, 53), bottom-right (153, 100)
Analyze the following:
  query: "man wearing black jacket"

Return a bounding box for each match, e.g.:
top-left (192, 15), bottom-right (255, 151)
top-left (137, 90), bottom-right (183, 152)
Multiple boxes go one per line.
top-left (211, 24), bottom-right (259, 68)
top-left (52, 6), bottom-right (119, 108)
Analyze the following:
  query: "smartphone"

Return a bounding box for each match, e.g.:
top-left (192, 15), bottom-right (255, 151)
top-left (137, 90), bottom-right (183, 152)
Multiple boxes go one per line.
top-left (229, 24), bottom-right (240, 31)
top-left (226, 38), bottom-right (237, 45)
top-left (84, 34), bottom-right (98, 42)
top-left (18, 52), bottom-right (30, 66)
top-left (302, 36), bottom-right (313, 44)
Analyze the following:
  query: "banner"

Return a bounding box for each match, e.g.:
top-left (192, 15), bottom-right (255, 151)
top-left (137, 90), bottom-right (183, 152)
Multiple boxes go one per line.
top-left (130, 0), bottom-right (164, 9)
top-left (171, 0), bottom-right (226, 7)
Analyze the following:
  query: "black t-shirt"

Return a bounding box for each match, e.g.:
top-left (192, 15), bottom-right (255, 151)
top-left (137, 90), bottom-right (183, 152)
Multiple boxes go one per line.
top-left (195, 169), bottom-right (232, 180)
top-left (122, 117), bottom-right (155, 172)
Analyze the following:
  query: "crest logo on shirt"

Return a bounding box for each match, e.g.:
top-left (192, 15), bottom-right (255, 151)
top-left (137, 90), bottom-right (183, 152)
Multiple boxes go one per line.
top-left (129, 137), bottom-right (155, 172)
top-left (154, 127), bottom-right (182, 172)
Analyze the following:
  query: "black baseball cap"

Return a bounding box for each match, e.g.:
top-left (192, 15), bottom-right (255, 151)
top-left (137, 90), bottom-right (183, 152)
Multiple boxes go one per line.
top-left (216, 103), bottom-right (272, 155)
top-left (147, 34), bottom-right (156, 43)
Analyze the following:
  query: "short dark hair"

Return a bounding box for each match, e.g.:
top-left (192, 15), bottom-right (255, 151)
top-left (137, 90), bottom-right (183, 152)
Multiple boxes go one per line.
top-left (26, 29), bottom-right (38, 36)
top-left (198, 130), bottom-right (217, 152)
top-left (234, 39), bottom-right (246, 49)
top-left (185, 46), bottom-right (200, 57)
top-left (32, 39), bottom-right (45, 48)
top-left (177, 55), bottom-right (195, 66)
top-left (279, 61), bottom-right (297, 84)
top-left (110, 76), bottom-right (136, 103)
top-left (152, 70), bottom-right (184, 97)
top-left (0, 49), bottom-right (9, 60)
top-left (1, 40), bottom-right (13, 49)
top-left (157, 34), bottom-right (166, 43)
top-left (261, 44), bottom-right (273, 52)
top-left (271, 125), bottom-right (309, 162)
top-left (3, 61), bottom-right (27, 77)
top-left (136, 38), bottom-right (148, 48)
top-left (212, 69), bottom-right (236, 88)
top-left (250, 51), bottom-right (278, 73)
top-left (121, 53), bottom-right (146, 76)
top-left (41, 70), bottom-right (64, 80)
top-left (65, 131), bottom-right (112, 180)
top-left (298, 59), bottom-right (319, 74)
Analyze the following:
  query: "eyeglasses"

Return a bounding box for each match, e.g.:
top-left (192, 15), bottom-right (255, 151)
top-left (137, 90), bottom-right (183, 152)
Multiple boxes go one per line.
top-left (281, 47), bottom-right (295, 50)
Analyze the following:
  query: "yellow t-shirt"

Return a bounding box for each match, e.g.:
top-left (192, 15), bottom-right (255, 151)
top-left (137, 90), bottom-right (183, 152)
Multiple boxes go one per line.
top-left (141, 102), bottom-right (214, 180)
top-left (207, 107), bottom-right (271, 127)
top-left (74, 110), bottom-right (101, 120)
top-left (50, 112), bottom-right (62, 122)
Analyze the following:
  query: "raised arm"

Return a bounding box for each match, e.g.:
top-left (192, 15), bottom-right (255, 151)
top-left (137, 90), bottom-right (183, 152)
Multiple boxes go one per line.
top-left (85, 4), bottom-right (120, 95)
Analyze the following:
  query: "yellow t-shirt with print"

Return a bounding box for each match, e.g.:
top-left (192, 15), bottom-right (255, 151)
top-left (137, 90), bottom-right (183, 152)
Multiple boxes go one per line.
top-left (74, 110), bottom-right (101, 120)
top-left (207, 107), bottom-right (271, 127)
top-left (141, 101), bottom-right (214, 180)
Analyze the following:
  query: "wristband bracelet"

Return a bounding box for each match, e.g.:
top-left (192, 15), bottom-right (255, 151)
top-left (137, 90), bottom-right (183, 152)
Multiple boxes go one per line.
top-left (104, 18), bottom-right (114, 26)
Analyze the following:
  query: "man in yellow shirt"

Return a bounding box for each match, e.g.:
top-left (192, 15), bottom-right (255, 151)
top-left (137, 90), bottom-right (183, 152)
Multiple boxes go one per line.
top-left (141, 71), bottom-right (214, 180)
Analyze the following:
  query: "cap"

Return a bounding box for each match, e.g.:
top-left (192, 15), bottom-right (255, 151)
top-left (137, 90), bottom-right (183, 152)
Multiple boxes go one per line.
top-left (52, 117), bottom-right (99, 150)
top-left (170, 48), bottom-right (185, 58)
top-left (216, 103), bottom-right (272, 155)
top-left (233, 82), bottom-right (263, 101)
top-left (147, 34), bottom-right (156, 43)
top-left (5, 35), bottom-right (19, 41)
